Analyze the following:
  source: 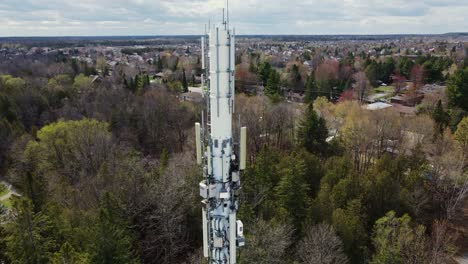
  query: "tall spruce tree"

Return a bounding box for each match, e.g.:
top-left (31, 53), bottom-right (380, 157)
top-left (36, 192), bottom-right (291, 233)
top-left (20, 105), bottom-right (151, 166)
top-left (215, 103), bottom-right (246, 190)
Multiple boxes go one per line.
top-left (4, 199), bottom-right (58, 264)
top-left (448, 67), bottom-right (468, 112)
top-left (304, 74), bottom-right (316, 104)
top-left (91, 193), bottom-right (138, 264)
top-left (182, 69), bottom-right (189, 93)
top-left (50, 242), bottom-right (90, 264)
top-left (265, 70), bottom-right (281, 97)
top-left (432, 100), bottom-right (450, 137)
top-left (298, 104), bottom-right (329, 156)
top-left (275, 154), bottom-right (310, 237)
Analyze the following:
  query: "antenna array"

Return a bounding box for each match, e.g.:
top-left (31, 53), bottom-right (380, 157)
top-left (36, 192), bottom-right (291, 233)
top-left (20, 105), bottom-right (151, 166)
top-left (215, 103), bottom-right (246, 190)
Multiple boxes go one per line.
top-left (195, 3), bottom-right (246, 264)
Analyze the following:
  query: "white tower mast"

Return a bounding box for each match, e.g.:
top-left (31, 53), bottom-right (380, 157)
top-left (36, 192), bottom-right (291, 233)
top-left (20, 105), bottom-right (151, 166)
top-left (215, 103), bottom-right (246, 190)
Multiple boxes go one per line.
top-left (195, 5), bottom-right (246, 264)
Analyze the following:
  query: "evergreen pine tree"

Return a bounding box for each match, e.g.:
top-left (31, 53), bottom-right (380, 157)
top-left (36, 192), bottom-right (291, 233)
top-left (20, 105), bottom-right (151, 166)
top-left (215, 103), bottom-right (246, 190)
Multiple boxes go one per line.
top-left (275, 154), bottom-right (310, 237)
top-left (182, 69), bottom-right (189, 92)
top-left (448, 67), bottom-right (468, 111)
top-left (298, 104), bottom-right (329, 155)
top-left (259, 62), bottom-right (272, 84)
top-left (173, 58), bottom-right (179, 71)
top-left (265, 70), bottom-right (281, 96)
top-left (128, 78), bottom-right (135, 93)
top-left (123, 78), bottom-right (129, 90)
top-left (249, 61), bottom-right (257, 73)
top-left (304, 74), bottom-right (316, 104)
top-left (291, 64), bottom-right (302, 91)
top-left (157, 57), bottom-right (163, 72)
top-left (92, 193), bottom-right (138, 264)
top-left (5, 199), bottom-right (58, 264)
top-left (146, 74), bottom-right (151, 87)
top-left (50, 242), bottom-right (90, 264)
top-left (432, 100), bottom-right (450, 137)
top-left (135, 74), bottom-right (144, 92)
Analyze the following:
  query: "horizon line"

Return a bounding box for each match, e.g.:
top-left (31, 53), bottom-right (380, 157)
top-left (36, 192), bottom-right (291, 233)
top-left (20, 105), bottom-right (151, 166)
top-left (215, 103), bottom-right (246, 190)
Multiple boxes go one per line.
top-left (0, 32), bottom-right (467, 39)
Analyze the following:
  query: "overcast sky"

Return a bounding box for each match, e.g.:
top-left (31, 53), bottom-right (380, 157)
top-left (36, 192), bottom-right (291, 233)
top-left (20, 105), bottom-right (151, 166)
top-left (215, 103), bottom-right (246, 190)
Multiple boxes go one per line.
top-left (0, 0), bottom-right (467, 36)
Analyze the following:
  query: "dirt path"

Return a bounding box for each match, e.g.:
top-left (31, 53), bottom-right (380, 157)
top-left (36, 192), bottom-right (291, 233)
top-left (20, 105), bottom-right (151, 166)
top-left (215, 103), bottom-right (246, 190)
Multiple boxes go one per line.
top-left (0, 180), bottom-right (20, 202)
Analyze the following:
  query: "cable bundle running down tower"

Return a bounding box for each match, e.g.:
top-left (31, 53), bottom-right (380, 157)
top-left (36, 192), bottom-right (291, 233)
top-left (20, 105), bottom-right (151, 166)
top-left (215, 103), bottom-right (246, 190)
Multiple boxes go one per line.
top-left (195, 9), bottom-right (246, 264)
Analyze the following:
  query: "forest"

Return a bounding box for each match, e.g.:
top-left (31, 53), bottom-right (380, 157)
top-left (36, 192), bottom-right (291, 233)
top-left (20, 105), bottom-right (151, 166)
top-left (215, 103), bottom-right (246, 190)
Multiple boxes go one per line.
top-left (0, 41), bottom-right (468, 264)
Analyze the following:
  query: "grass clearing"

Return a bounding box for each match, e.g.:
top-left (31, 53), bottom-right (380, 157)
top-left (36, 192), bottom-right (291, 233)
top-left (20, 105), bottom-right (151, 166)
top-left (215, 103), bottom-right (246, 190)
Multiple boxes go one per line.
top-left (374, 86), bottom-right (395, 93)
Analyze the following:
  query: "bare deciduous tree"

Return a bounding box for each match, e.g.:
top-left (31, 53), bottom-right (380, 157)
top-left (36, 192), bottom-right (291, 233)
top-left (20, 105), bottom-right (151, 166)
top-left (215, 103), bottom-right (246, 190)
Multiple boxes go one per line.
top-left (352, 72), bottom-right (371, 103)
top-left (429, 220), bottom-right (457, 264)
top-left (134, 151), bottom-right (201, 264)
top-left (392, 73), bottom-right (406, 95)
top-left (298, 223), bottom-right (348, 264)
top-left (239, 219), bottom-right (293, 264)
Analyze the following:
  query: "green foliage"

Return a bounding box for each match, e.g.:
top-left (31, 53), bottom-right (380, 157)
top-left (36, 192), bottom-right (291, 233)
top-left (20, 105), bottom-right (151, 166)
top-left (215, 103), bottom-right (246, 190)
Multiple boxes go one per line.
top-left (47, 74), bottom-right (74, 108)
top-left (332, 199), bottom-right (368, 263)
top-left (0, 44), bottom-right (460, 264)
top-left (168, 80), bottom-right (183, 92)
top-left (259, 62), bottom-right (272, 84)
top-left (240, 147), bottom-right (281, 222)
top-left (275, 153), bottom-right (311, 236)
top-left (173, 57), bottom-right (179, 71)
top-left (300, 149), bottom-right (324, 197)
top-left (448, 66), bottom-right (468, 112)
top-left (422, 60), bottom-right (443, 83)
top-left (182, 69), bottom-right (189, 92)
top-left (124, 74), bottom-right (151, 93)
top-left (365, 61), bottom-right (381, 87)
top-left (0, 224), bottom-right (8, 262)
top-left (397, 57), bottom-right (414, 78)
top-left (304, 74), bottom-right (316, 104)
top-left (381, 57), bottom-right (396, 84)
top-left (298, 104), bottom-right (328, 156)
top-left (361, 156), bottom-right (406, 223)
top-left (0, 182), bottom-right (7, 197)
top-left (156, 57), bottom-right (164, 72)
top-left (363, 58), bottom-right (395, 87)
top-left (290, 64), bottom-right (302, 91)
top-left (431, 100), bottom-right (450, 137)
top-left (415, 55), bottom-right (452, 83)
top-left (91, 193), bottom-right (138, 264)
top-left (0, 94), bottom-right (19, 123)
top-left (0, 75), bottom-right (26, 92)
top-left (370, 211), bottom-right (428, 264)
top-left (455, 116), bottom-right (468, 152)
top-left (265, 69), bottom-right (281, 97)
top-left (50, 242), bottom-right (90, 264)
top-left (4, 198), bottom-right (59, 264)
top-left (73, 74), bottom-right (92, 91)
top-left (0, 117), bottom-right (23, 174)
top-left (32, 119), bottom-right (111, 182)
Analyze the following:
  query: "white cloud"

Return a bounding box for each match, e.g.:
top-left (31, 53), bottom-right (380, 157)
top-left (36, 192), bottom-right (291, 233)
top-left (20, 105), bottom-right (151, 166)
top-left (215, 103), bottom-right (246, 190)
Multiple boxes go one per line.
top-left (0, 0), bottom-right (466, 36)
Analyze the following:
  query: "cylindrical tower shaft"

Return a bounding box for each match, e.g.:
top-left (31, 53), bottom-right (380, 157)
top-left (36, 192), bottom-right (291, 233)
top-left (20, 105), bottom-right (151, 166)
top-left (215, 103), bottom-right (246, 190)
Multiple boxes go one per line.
top-left (196, 20), bottom-right (244, 264)
top-left (208, 24), bottom-right (235, 263)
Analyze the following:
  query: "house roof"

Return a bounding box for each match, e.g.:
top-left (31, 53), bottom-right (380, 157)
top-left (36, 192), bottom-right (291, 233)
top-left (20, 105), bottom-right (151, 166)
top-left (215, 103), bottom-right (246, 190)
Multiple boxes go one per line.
top-left (366, 102), bottom-right (393, 111)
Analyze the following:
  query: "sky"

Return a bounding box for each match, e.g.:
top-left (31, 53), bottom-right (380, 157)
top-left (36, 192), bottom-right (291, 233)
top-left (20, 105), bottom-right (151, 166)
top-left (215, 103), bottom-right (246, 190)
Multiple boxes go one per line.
top-left (0, 0), bottom-right (467, 36)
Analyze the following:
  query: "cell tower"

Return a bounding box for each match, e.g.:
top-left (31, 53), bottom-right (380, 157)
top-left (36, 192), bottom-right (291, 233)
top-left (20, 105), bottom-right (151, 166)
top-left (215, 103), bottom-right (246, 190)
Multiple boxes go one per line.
top-left (195, 4), bottom-right (246, 264)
